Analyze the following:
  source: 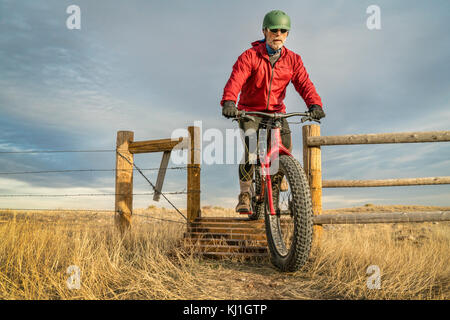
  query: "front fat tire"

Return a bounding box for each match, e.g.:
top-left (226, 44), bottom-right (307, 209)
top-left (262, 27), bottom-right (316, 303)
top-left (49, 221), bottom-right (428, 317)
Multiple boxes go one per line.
top-left (264, 155), bottom-right (313, 272)
top-left (248, 167), bottom-right (264, 221)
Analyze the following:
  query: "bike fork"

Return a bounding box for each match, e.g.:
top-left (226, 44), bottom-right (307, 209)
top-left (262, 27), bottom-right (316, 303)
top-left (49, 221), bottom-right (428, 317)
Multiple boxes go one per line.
top-left (263, 165), bottom-right (277, 215)
top-left (260, 127), bottom-right (293, 216)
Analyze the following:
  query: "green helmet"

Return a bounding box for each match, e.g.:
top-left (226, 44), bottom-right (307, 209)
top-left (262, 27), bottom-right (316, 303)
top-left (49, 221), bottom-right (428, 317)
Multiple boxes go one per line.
top-left (262, 10), bottom-right (291, 30)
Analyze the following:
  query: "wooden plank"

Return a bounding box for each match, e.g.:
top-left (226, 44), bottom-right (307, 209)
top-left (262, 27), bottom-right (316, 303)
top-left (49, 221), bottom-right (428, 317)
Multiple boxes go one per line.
top-left (322, 176), bottom-right (450, 188)
top-left (303, 124), bottom-right (323, 239)
top-left (186, 232), bottom-right (267, 241)
top-left (187, 226), bottom-right (266, 234)
top-left (307, 131), bottom-right (450, 146)
top-left (153, 151), bottom-right (171, 201)
top-left (128, 137), bottom-right (186, 154)
top-left (184, 238), bottom-right (268, 246)
top-left (198, 252), bottom-right (269, 258)
top-left (194, 217), bottom-right (263, 223)
top-left (115, 131), bottom-right (134, 232)
top-left (187, 126), bottom-right (201, 222)
top-left (189, 221), bottom-right (266, 229)
top-left (313, 211), bottom-right (450, 225)
top-left (185, 244), bottom-right (268, 253)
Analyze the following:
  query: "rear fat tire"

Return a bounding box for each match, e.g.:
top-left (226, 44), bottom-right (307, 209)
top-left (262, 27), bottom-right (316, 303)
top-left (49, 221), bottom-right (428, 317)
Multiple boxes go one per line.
top-left (264, 155), bottom-right (313, 272)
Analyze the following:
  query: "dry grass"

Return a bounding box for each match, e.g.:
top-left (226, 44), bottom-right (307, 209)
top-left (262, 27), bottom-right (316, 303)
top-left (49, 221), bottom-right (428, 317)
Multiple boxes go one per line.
top-left (0, 205), bottom-right (448, 300)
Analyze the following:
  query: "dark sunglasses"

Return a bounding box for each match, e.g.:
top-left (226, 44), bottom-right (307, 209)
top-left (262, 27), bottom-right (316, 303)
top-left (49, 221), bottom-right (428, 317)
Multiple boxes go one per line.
top-left (269, 28), bottom-right (288, 34)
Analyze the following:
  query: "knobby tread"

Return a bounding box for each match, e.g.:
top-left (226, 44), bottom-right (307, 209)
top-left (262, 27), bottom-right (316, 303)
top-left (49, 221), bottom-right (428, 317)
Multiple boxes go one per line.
top-left (264, 155), bottom-right (313, 272)
top-left (249, 166), bottom-right (264, 220)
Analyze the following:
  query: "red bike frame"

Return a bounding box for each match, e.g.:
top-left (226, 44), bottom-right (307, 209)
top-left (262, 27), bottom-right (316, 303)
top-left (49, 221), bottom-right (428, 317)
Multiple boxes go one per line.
top-left (259, 126), bottom-right (292, 216)
top-left (234, 110), bottom-right (315, 216)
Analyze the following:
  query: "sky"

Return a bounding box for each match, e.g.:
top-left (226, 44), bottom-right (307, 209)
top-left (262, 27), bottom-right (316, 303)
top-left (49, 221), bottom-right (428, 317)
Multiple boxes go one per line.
top-left (0, 0), bottom-right (449, 211)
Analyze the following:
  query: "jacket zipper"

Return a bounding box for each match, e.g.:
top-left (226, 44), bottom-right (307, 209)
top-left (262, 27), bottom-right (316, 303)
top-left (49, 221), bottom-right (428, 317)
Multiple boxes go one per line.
top-left (266, 63), bottom-right (275, 111)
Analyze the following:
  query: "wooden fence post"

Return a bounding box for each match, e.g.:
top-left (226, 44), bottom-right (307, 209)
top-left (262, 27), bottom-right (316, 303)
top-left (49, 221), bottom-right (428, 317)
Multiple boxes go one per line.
top-left (302, 124), bottom-right (323, 240)
top-left (115, 131), bottom-right (134, 232)
top-left (187, 126), bottom-right (201, 223)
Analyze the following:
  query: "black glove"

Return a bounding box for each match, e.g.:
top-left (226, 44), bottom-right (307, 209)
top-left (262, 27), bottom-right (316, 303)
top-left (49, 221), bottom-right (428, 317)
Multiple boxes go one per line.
top-left (308, 104), bottom-right (326, 120)
top-left (222, 101), bottom-right (238, 118)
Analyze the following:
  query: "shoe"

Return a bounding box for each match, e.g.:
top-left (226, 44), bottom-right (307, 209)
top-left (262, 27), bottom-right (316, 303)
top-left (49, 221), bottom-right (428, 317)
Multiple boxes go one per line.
top-left (280, 176), bottom-right (289, 192)
top-left (236, 192), bottom-right (252, 214)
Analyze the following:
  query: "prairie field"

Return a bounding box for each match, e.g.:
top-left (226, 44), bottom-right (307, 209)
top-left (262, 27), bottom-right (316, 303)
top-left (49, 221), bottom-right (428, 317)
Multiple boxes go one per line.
top-left (0, 204), bottom-right (448, 300)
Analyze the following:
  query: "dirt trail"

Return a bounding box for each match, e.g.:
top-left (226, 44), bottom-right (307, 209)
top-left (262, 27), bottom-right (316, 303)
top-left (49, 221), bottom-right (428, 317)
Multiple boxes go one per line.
top-left (185, 204), bottom-right (450, 300)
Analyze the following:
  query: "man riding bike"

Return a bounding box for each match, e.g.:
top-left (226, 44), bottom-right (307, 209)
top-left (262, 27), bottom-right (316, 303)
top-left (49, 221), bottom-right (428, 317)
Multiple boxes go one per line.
top-left (220, 10), bottom-right (326, 214)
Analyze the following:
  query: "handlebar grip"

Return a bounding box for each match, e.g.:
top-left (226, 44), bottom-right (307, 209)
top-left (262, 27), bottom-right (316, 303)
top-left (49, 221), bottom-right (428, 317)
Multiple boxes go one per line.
top-left (233, 111), bottom-right (255, 122)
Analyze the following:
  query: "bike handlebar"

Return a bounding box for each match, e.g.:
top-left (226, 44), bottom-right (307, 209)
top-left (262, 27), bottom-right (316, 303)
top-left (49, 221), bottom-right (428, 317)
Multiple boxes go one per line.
top-left (233, 110), bottom-right (321, 124)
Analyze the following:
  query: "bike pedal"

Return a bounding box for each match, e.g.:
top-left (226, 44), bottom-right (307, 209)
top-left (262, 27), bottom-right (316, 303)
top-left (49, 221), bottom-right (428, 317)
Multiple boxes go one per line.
top-left (238, 211), bottom-right (253, 215)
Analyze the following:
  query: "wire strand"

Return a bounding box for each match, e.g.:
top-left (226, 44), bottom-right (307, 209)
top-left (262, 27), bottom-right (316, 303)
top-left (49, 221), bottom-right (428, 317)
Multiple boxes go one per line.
top-left (0, 149), bottom-right (115, 154)
top-left (0, 208), bottom-right (113, 212)
top-left (0, 208), bottom-right (186, 225)
top-left (0, 148), bottom-right (192, 224)
top-left (0, 191), bottom-right (191, 197)
top-left (132, 212), bottom-right (186, 224)
top-left (0, 167), bottom-right (187, 175)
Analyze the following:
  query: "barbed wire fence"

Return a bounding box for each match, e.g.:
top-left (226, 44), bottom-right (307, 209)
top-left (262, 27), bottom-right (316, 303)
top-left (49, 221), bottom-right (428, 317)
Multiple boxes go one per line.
top-left (0, 148), bottom-right (194, 225)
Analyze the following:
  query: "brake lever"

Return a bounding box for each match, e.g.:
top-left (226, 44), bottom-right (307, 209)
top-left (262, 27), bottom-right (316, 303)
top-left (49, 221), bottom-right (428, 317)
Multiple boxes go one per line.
top-left (234, 114), bottom-right (255, 122)
top-left (300, 116), bottom-right (321, 124)
top-left (300, 116), bottom-right (310, 123)
top-left (244, 115), bottom-right (256, 122)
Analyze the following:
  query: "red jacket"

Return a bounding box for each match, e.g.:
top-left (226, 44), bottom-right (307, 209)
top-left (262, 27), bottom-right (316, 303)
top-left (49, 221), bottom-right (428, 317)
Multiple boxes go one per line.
top-left (221, 40), bottom-right (322, 113)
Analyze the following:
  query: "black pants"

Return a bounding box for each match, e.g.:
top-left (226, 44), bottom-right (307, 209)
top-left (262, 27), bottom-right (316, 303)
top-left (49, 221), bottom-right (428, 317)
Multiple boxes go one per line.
top-left (238, 117), bottom-right (292, 181)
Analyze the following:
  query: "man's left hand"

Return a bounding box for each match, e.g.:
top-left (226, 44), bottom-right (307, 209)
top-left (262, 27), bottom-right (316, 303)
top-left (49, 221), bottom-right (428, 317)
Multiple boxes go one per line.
top-left (308, 105), bottom-right (326, 120)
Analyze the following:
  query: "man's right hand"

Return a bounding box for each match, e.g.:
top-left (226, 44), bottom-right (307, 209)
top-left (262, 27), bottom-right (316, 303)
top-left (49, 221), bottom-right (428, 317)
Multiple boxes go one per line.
top-left (222, 101), bottom-right (238, 118)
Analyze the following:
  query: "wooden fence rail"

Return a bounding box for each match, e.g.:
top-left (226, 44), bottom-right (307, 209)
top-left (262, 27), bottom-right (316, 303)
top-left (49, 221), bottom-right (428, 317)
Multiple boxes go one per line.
top-left (323, 176), bottom-right (450, 188)
top-left (128, 137), bottom-right (187, 154)
top-left (313, 211), bottom-right (450, 225)
top-left (302, 126), bottom-right (450, 233)
top-left (307, 131), bottom-right (450, 147)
